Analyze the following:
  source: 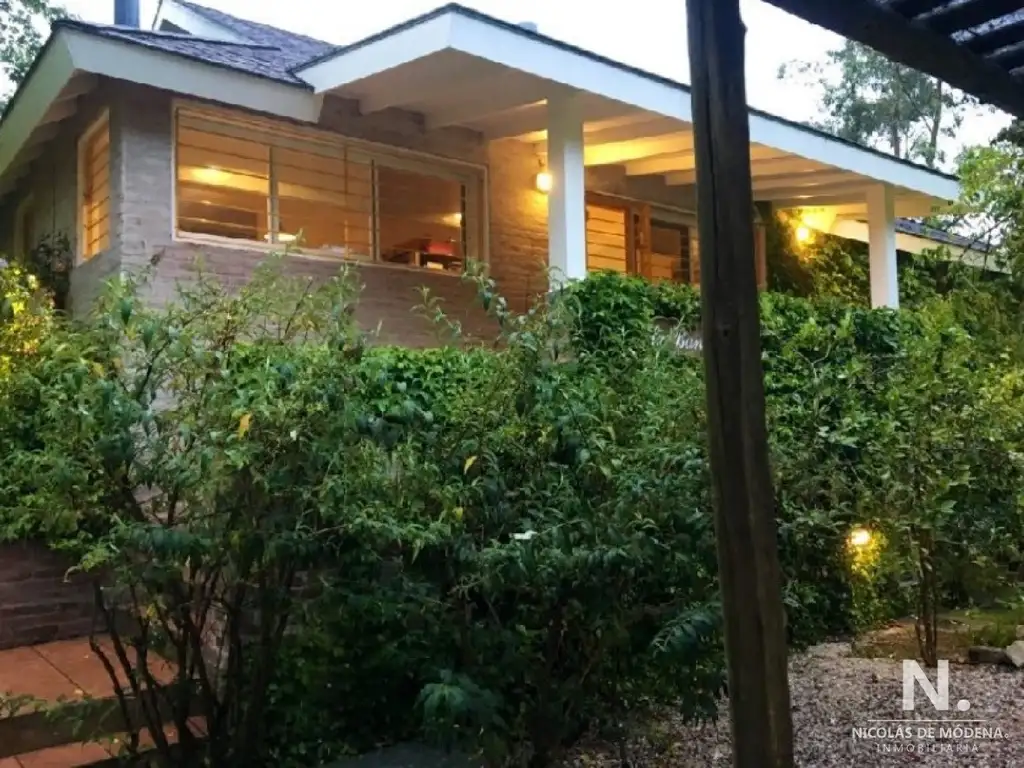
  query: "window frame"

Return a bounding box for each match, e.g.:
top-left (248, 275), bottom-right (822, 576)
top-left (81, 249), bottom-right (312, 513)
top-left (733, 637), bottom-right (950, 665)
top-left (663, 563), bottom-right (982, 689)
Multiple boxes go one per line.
top-left (171, 102), bottom-right (489, 274)
top-left (77, 110), bottom-right (112, 265)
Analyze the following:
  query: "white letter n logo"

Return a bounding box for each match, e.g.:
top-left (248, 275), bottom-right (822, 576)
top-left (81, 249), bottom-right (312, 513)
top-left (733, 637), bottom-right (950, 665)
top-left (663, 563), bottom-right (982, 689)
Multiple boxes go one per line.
top-left (903, 660), bottom-right (949, 711)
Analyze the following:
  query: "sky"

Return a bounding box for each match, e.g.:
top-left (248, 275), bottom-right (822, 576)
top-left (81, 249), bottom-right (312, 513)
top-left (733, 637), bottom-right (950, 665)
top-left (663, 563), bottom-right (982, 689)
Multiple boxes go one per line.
top-left (60, 0), bottom-right (1010, 166)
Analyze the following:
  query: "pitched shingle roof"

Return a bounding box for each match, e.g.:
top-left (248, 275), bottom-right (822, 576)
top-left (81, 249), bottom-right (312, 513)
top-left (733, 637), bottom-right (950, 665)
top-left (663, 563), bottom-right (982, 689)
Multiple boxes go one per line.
top-left (55, 18), bottom-right (318, 85)
top-left (173, 0), bottom-right (333, 67)
top-left (54, 1), bottom-right (337, 86)
top-left (895, 219), bottom-right (988, 253)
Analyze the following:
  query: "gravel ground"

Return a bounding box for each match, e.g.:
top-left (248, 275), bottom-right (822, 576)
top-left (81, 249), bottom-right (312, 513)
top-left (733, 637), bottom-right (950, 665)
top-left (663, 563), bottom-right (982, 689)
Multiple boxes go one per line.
top-left (562, 643), bottom-right (1024, 767)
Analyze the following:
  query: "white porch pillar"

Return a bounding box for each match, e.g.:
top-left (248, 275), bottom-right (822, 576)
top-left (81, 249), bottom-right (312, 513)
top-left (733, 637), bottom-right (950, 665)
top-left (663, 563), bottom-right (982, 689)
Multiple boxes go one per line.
top-left (866, 183), bottom-right (899, 309)
top-left (546, 92), bottom-right (587, 286)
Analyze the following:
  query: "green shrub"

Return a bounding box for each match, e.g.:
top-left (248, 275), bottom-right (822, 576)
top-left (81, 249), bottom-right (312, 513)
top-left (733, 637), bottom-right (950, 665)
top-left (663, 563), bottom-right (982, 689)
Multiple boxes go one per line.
top-left (5, 263), bottom-right (1024, 766)
top-left (267, 274), bottom-right (724, 767)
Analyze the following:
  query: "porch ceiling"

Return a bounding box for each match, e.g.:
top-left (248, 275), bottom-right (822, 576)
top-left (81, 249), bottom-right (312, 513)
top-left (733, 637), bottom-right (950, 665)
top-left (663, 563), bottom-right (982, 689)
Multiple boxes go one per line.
top-left (298, 4), bottom-right (960, 219)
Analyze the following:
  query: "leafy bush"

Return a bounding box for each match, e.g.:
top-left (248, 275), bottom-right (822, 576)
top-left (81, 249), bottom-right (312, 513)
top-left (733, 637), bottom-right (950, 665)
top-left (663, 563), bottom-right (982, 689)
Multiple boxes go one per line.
top-left (0, 263), bottom-right (726, 767)
top-left (564, 273), bottom-right (1024, 651)
top-left (267, 273), bottom-right (725, 767)
top-left (4, 261), bottom-right (1024, 767)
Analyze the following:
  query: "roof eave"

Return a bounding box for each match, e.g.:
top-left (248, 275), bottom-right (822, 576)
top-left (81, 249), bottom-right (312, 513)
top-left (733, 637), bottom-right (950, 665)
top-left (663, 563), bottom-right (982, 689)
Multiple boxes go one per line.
top-left (0, 26), bottom-right (323, 191)
top-left (292, 4), bottom-right (958, 201)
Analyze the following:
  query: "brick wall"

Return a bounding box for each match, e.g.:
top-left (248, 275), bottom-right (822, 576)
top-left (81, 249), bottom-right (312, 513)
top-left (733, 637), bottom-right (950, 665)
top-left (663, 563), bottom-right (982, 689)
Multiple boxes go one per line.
top-left (0, 543), bottom-right (95, 650)
top-left (107, 84), bottom-right (551, 344)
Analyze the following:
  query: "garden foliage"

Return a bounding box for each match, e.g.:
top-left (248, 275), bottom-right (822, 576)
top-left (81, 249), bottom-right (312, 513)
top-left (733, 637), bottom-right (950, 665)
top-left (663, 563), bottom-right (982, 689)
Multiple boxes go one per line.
top-left (1, 261), bottom-right (1023, 766)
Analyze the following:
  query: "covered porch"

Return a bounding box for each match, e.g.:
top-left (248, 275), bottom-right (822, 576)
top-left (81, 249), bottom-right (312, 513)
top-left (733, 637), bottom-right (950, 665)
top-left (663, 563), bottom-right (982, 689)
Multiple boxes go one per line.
top-left (296, 5), bottom-right (960, 309)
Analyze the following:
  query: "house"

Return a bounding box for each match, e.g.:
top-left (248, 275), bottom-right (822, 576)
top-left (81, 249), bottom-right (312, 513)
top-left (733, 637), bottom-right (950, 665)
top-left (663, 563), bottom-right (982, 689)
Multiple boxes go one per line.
top-left (0, 0), bottom-right (962, 346)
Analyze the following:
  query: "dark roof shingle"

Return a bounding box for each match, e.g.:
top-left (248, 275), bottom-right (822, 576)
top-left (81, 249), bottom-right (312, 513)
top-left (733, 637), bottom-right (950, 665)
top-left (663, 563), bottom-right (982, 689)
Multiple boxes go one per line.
top-left (57, 20), bottom-right (314, 85)
top-left (173, 0), bottom-right (333, 68)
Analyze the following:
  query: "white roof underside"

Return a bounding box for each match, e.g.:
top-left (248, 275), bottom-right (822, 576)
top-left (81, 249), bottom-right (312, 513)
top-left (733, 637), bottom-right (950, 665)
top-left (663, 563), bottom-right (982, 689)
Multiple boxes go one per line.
top-left (297, 7), bottom-right (959, 217)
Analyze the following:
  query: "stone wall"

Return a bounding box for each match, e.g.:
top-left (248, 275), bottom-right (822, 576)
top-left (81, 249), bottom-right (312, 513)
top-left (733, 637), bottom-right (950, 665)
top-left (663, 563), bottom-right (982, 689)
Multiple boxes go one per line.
top-left (0, 543), bottom-right (95, 650)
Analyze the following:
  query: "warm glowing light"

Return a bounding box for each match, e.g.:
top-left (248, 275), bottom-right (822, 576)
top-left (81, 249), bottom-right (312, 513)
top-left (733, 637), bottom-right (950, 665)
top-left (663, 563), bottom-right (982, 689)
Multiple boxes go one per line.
top-left (191, 166), bottom-right (230, 185)
top-left (848, 527), bottom-right (873, 549)
top-left (535, 171), bottom-right (553, 193)
top-left (795, 225), bottom-right (812, 243)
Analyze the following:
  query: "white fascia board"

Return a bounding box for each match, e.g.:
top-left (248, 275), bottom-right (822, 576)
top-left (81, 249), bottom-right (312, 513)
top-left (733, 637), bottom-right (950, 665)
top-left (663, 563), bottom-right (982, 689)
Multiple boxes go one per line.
top-left (62, 29), bottom-right (321, 123)
top-left (297, 14), bottom-right (455, 93)
top-left (747, 116), bottom-right (960, 201)
top-left (0, 35), bottom-right (75, 179)
top-left (447, 14), bottom-right (691, 121)
top-left (153, 0), bottom-right (248, 42)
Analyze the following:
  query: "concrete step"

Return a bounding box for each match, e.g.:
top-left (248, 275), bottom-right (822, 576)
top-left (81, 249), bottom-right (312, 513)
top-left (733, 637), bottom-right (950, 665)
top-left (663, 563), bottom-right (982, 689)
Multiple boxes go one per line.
top-left (3, 719), bottom-right (206, 767)
top-left (0, 637), bottom-right (196, 765)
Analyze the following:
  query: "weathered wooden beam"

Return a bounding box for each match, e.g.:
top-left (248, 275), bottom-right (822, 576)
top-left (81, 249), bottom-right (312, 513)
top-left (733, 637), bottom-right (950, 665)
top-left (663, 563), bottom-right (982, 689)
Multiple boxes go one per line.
top-left (991, 43), bottom-right (1024, 72)
top-left (925, 0), bottom-right (1022, 36)
top-left (763, 0), bottom-right (1024, 117)
top-left (684, 1), bottom-right (794, 767)
top-left (889, 0), bottom-right (950, 18)
top-left (964, 17), bottom-right (1024, 54)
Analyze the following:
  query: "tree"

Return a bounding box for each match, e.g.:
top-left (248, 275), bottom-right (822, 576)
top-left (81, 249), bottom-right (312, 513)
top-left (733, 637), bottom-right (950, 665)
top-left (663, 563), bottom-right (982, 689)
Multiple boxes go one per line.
top-left (778, 41), bottom-right (975, 168)
top-left (0, 0), bottom-right (67, 112)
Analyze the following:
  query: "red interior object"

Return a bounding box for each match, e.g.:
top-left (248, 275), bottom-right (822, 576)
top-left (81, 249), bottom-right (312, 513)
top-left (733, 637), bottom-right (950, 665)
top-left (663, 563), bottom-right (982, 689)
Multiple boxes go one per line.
top-left (422, 240), bottom-right (455, 257)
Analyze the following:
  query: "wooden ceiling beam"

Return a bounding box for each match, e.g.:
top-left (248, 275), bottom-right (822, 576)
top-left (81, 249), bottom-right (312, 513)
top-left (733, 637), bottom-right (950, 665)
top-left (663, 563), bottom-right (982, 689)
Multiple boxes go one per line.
top-left (754, 180), bottom-right (871, 201)
top-left (750, 170), bottom-right (863, 191)
top-left (55, 74), bottom-right (98, 102)
top-left (992, 43), bottom-right (1024, 71)
top-left (889, 0), bottom-right (950, 19)
top-left (763, 0), bottom-right (1024, 117)
top-left (925, 0), bottom-right (1023, 35)
top-left (964, 17), bottom-right (1024, 54)
top-left (38, 99), bottom-right (76, 126)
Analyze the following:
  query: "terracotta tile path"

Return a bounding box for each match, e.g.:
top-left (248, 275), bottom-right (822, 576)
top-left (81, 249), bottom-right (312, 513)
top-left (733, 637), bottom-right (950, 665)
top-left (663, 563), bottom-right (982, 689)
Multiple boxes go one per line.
top-left (0, 637), bottom-right (195, 767)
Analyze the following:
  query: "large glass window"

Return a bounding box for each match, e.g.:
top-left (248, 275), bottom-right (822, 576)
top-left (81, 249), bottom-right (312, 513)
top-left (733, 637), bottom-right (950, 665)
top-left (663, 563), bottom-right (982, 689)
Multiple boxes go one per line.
top-left (378, 166), bottom-right (466, 273)
top-left (176, 118), bottom-right (270, 242)
top-left (173, 108), bottom-right (482, 270)
top-left (276, 146), bottom-right (373, 259)
top-left (80, 115), bottom-right (110, 261)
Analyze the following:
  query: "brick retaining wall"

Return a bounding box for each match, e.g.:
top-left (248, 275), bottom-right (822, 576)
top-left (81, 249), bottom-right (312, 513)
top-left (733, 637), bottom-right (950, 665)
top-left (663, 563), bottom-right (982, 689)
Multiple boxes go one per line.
top-left (0, 542), bottom-right (95, 650)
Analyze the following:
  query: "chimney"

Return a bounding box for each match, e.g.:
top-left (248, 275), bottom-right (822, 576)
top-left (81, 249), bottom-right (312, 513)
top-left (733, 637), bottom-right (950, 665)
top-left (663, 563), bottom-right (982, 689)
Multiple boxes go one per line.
top-left (518, 21), bottom-right (539, 33)
top-left (114, 0), bottom-right (140, 27)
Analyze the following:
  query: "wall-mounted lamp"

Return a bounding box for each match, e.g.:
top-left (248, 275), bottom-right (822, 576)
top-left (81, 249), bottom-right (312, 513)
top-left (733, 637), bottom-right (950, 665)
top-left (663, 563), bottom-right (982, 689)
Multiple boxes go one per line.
top-left (535, 170), bottom-right (553, 194)
top-left (795, 225), bottom-right (812, 244)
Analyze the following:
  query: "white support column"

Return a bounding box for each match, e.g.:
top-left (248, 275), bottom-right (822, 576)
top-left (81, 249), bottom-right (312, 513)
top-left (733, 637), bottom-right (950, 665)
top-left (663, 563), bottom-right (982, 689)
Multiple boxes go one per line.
top-left (867, 183), bottom-right (899, 309)
top-left (546, 92), bottom-right (587, 286)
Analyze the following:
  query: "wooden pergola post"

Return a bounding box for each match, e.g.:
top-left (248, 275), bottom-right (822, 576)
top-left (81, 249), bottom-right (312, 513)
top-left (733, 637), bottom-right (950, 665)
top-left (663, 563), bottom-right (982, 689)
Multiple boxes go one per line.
top-left (684, 1), bottom-right (794, 766)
